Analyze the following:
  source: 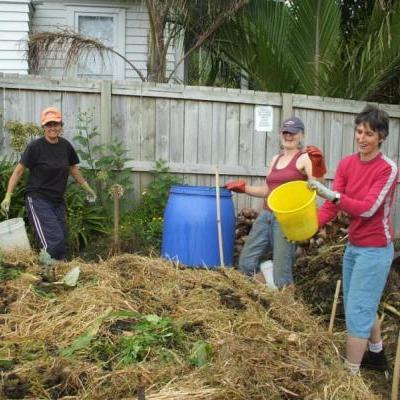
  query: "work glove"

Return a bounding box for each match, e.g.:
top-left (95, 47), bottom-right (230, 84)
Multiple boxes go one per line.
top-left (82, 182), bottom-right (97, 203)
top-left (0, 192), bottom-right (12, 215)
top-left (308, 179), bottom-right (337, 202)
top-left (224, 180), bottom-right (246, 193)
top-left (306, 145), bottom-right (327, 178)
top-left (38, 249), bottom-right (56, 282)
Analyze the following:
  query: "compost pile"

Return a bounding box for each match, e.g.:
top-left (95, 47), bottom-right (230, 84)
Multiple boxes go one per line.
top-left (0, 252), bottom-right (378, 399)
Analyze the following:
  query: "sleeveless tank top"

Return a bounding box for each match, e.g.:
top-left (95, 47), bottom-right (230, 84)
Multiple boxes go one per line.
top-left (264, 151), bottom-right (307, 209)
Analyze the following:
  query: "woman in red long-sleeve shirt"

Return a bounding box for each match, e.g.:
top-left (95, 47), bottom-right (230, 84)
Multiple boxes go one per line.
top-left (310, 105), bottom-right (398, 375)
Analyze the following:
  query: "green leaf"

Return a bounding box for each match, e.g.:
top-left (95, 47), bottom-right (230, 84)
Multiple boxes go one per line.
top-left (189, 340), bottom-right (213, 367)
top-left (61, 307), bottom-right (113, 357)
top-left (145, 314), bottom-right (161, 323)
top-left (73, 135), bottom-right (89, 146)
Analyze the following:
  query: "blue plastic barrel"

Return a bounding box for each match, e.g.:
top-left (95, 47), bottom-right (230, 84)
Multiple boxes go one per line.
top-left (161, 185), bottom-right (235, 268)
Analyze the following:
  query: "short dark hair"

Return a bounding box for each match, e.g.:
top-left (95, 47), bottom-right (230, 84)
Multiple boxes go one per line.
top-left (355, 105), bottom-right (389, 140)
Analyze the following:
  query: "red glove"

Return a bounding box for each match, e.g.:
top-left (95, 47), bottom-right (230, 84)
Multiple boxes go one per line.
top-left (224, 180), bottom-right (246, 193)
top-left (306, 145), bottom-right (327, 178)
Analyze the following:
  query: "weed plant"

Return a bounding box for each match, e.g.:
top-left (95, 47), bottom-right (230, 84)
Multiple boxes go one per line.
top-left (121, 160), bottom-right (183, 254)
top-left (117, 314), bottom-right (184, 365)
top-left (64, 184), bottom-right (108, 255)
top-left (63, 312), bottom-right (212, 369)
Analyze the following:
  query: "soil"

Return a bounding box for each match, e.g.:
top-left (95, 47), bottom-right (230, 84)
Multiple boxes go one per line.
top-left (2, 373), bottom-right (30, 399)
top-left (0, 284), bottom-right (18, 314)
top-left (108, 319), bottom-right (138, 334)
top-left (218, 288), bottom-right (247, 310)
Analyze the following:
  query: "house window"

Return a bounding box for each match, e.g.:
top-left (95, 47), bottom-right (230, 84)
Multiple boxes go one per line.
top-left (67, 6), bottom-right (126, 79)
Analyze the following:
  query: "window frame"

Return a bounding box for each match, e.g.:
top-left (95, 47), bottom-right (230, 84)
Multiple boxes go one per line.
top-left (66, 5), bottom-right (126, 79)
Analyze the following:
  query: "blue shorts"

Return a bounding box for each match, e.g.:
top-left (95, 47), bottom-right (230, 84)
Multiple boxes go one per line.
top-left (343, 243), bottom-right (393, 339)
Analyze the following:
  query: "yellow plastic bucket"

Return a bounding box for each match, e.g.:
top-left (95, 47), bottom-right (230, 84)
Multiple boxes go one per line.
top-left (267, 180), bottom-right (318, 241)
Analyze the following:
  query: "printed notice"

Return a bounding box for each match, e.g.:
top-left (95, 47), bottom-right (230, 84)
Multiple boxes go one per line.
top-left (254, 106), bottom-right (273, 132)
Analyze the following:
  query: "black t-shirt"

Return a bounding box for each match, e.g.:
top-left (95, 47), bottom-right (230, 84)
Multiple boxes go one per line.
top-left (20, 137), bottom-right (80, 203)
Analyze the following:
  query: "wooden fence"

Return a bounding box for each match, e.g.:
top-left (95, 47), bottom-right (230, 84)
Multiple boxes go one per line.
top-left (1, 73), bottom-right (400, 234)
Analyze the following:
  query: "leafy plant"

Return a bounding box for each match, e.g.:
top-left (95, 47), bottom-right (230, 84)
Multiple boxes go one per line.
top-left (0, 267), bottom-right (21, 281)
top-left (32, 286), bottom-right (57, 300)
top-left (4, 121), bottom-right (43, 154)
top-left (117, 314), bottom-right (184, 365)
top-left (121, 160), bottom-right (183, 254)
top-left (62, 310), bottom-right (139, 358)
top-left (189, 340), bottom-right (213, 367)
top-left (64, 184), bottom-right (108, 255)
top-left (73, 111), bottom-right (132, 210)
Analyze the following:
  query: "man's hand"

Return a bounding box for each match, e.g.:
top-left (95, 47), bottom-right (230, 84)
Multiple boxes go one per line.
top-left (224, 180), bottom-right (246, 193)
top-left (0, 193), bottom-right (12, 215)
top-left (306, 145), bottom-right (327, 178)
top-left (82, 182), bottom-right (97, 203)
top-left (308, 179), bottom-right (337, 202)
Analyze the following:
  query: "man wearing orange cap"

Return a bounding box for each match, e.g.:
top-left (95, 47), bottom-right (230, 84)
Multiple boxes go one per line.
top-left (1, 107), bottom-right (96, 266)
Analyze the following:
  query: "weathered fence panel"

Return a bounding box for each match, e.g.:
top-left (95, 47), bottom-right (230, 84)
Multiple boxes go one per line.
top-left (1, 73), bottom-right (400, 235)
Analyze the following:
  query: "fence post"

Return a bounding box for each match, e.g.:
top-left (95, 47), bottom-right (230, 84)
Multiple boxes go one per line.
top-left (281, 93), bottom-right (294, 121)
top-left (100, 80), bottom-right (112, 145)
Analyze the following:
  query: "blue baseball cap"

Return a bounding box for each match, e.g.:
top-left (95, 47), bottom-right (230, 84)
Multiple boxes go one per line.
top-left (280, 117), bottom-right (304, 134)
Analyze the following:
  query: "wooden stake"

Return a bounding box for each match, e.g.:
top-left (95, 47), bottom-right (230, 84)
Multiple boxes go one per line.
top-left (392, 330), bottom-right (400, 400)
top-left (328, 279), bottom-right (341, 333)
top-left (109, 184), bottom-right (123, 256)
top-left (113, 190), bottom-right (120, 254)
top-left (215, 168), bottom-right (225, 267)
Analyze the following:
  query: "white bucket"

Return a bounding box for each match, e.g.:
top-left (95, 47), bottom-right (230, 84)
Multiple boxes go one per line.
top-left (0, 218), bottom-right (31, 252)
top-left (260, 260), bottom-right (277, 289)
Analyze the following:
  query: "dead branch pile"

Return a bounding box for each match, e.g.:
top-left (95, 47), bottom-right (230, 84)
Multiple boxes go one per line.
top-left (234, 208), bottom-right (259, 259)
top-left (0, 251), bottom-right (378, 399)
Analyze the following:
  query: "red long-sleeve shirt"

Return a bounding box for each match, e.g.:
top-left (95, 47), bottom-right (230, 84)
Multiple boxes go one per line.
top-left (318, 153), bottom-right (398, 247)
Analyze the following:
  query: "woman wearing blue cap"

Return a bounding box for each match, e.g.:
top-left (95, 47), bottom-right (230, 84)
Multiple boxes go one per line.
top-left (225, 117), bottom-right (325, 288)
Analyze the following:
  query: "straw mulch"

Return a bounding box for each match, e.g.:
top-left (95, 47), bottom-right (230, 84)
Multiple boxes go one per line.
top-left (0, 252), bottom-right (380, 399)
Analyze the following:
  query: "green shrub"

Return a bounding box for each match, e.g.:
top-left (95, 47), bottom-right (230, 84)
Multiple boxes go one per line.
top-left (121, 160), bottom-right (183, 254)
top-left (65, 184), bottom-right (108, 255)
top-left (4, 121), bottom-right (43, 154)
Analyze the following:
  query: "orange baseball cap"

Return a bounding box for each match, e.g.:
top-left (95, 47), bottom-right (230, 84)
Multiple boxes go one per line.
top-left (41, 107), bottom-right (62, 126)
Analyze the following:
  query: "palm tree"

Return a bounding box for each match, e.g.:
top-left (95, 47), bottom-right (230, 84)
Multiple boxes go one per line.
top-left (28, 0), bottom-right (249, 83)
top-left (212, 0), bottom-right (400, 102)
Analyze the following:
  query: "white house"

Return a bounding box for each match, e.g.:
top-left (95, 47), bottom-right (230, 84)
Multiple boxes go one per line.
top-left (0, 0), bottom-right (31, 74)
top-left (0, 0), bottom-right (184, 80)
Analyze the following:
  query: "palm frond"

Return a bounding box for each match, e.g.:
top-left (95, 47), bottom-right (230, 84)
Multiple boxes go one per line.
top-left (288, 0), bottom-right (341, 95)
top-left (28, 29), bottom-right (146, 81)
top-left (215, 0), bottom-right (295, 92)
